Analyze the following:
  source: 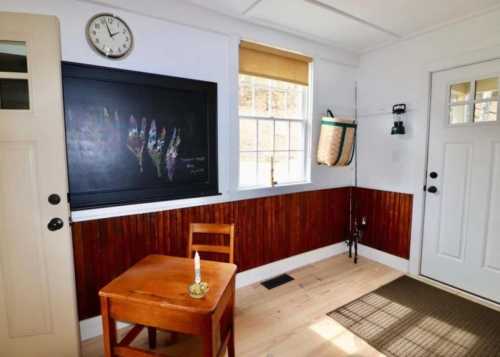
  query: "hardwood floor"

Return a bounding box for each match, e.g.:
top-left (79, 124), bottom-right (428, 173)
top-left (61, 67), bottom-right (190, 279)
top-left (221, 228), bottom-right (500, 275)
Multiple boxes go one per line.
top-left (81, 254), bottom-right (403, 357)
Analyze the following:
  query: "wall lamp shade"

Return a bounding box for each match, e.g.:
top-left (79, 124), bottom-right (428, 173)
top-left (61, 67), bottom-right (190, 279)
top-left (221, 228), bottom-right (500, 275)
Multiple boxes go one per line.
top-left (391, 103), bottom-right (406, 135)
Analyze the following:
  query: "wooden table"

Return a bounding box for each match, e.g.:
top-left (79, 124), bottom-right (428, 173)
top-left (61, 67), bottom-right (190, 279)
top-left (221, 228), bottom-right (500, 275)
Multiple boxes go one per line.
top-left (99, 255), bottom-right (237, 357)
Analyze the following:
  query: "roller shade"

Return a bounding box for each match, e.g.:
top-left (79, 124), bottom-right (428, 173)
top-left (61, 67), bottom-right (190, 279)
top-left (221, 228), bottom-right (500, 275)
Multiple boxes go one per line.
top-left (239, 40), bottom-right (312, 86)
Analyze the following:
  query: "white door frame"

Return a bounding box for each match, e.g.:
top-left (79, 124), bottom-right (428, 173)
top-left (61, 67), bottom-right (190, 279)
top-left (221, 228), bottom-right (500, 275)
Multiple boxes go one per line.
top-left (409, 44), bottom-right (500, 308)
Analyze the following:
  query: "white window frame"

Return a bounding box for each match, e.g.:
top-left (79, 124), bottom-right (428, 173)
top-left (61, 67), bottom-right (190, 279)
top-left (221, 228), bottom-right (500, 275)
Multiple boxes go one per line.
top-left (238, 74), bottom-right (312, 190)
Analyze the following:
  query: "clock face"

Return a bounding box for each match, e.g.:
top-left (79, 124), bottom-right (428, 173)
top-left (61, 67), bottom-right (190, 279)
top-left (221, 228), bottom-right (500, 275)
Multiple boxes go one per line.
top-left (86, 14), bottom-right (133, 59)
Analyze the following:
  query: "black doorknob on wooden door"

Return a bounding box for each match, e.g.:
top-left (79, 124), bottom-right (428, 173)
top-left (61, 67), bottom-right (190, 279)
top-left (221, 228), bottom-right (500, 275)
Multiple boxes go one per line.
top-left (427, 186), bottom-right (438, 194)
top-left (47, 218), bottom-right (64, 231)
top-left (48, 193), bottom-right (61, 205)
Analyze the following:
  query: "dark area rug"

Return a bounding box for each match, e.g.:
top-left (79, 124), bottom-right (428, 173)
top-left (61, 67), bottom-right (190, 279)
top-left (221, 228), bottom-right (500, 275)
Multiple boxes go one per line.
top-left (327, 276), bottom-right (500, 357)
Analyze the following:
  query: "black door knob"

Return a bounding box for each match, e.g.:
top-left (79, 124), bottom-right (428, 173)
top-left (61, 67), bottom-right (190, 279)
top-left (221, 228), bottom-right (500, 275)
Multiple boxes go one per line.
top-left (47, 218), bottom-right (64, 231)
top-left (48, 194), bottom-right (61, 205)
top-left (427, 186), bottom-right (438, 194)
top-left (429, 172), bottom-right (438, 179)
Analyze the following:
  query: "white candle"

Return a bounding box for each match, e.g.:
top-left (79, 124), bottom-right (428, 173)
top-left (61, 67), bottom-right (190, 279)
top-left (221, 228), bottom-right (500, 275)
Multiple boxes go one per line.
top-left (194, 251), bottom-right (201, 284)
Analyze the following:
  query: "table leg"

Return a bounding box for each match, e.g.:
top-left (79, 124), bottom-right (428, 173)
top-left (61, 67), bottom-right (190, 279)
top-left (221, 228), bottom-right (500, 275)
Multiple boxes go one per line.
top-left (147, 327), bottom-right (157, 349)
top-left (202, 319), bottom-right (219, 357)
top-left (100, 296), bottom-right (117, 357)
top-left (227, 291), bottom-right (235, 357)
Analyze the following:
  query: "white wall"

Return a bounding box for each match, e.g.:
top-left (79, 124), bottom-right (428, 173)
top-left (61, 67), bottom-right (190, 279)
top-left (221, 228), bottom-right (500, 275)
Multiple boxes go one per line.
top-left (2, 0), bottom-right (358, 222)
top-left (356, 8), bottom-right (500, 274)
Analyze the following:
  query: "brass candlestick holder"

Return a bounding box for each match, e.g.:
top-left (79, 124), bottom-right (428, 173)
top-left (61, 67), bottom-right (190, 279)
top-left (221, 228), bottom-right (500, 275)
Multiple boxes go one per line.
top-left (188, 281), bottom-right (209, 299)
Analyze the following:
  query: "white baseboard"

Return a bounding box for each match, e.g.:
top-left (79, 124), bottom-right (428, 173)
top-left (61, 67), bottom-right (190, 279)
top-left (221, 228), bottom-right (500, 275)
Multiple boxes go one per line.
top-left (79, 317), bottom-right (130, 342)
top-left (357, 244), bottom-right (409, 272)
top-left (235, 242), bottom-right (347, 288)
top-left (79, 242), bottom-right (347, 341)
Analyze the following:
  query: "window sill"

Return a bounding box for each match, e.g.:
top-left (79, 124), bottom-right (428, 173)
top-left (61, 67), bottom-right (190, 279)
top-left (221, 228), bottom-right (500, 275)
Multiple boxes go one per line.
top-left (236, 181), bottom-right (313, 199)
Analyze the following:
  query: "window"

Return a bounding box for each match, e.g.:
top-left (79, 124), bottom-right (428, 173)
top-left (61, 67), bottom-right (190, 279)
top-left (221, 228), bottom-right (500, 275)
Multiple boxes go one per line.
top-left (239, 41), bottom-right (311, 188)
top-left (239, 74), bottom-right (308, 187)
top-left (0, 41), bottom-right (30, 110)
top-left (449, 77), bottom-right (498, 124)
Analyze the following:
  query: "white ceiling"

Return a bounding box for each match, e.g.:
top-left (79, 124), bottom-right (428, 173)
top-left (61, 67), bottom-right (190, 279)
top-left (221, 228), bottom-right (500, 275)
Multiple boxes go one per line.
top-left (184, 0), bottom-right (500, 53)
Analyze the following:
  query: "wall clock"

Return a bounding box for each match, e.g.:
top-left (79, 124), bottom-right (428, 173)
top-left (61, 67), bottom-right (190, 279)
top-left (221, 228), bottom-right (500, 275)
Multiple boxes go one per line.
top-left (86, 13), bottom-right (133, 59)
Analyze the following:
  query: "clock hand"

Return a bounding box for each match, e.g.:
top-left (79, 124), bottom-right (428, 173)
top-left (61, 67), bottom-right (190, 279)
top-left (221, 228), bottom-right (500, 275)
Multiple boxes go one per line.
top-left (105, 22), bottom-right (113, 38)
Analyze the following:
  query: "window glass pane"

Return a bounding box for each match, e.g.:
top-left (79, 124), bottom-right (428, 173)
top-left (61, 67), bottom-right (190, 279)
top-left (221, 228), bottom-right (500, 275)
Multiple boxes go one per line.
top-left (240, 119), bottom-right (257, 151)
top-left (0, 79), bottom-right (29, 109)
top-left (253, 76), bottom-right (268, 87)
top-left (290, 122), bottom-right (304, 150)
top-left (274, 152), bottom-right (289, 183)
top-left (271, 89), bottom-right (286, 118)
top-left (274, 121), bottom-right (289, 151)
top-left (290, 151), bottom-right (305, 182)
top-left (0, 41), bottom-right (27, 73)
top-left (239, 84), bottom-right (252, 116)
top-left (450, 82), bottom-right (471, 103)
top-left (474, 101), bottom-right (497, 122)
top-left (239, 74), bottom-right (252, 86)
top-left (258, 120), bottom-right (274, 151)
top-left (257, 152), bottom-right (272, 186)
top-left (287, 88), bottom-right (303, 118)
top-left (240, 152), bottom-right (257, 187)
top-left (270, 78), bottom-right (289, 91)
top-left (254, 86), bottom-right (269, 116)
top-left (475, 78), bottom-right (498, 101)
top-left (449, 104), bottom-right (469, 124)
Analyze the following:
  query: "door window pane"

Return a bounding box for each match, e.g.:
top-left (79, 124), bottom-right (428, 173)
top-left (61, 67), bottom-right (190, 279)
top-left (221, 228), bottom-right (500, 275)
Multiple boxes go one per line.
top-left (475, 78), bottom-right (498, 101)
top-left (449, 104), bottom-right (469, 124)
top-left (474, 101), bottom-right (497, 122)
top-left (0, 41), bottom-right (27, 73)
top-left (450, 82), bottom-right (471, 103)
top-left (240, 119), bottom-right (257, 151)
top-left (0, 79), bottom-right (29, 109)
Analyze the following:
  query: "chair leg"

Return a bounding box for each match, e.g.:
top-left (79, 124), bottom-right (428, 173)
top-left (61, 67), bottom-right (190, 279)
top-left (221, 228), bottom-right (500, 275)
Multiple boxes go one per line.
top-left (169, 332), bottom-right (178, 344)
top-left (147, 327), bottom-right (157, 349)
top-left (227, 329), bottom-right (235, 357)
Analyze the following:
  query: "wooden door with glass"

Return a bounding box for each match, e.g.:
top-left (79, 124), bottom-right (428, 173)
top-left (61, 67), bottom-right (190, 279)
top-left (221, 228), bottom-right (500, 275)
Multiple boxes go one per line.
top-left (0, 12), bottom-right (80, 356)
top-left (422, 59), bottom-right (500, 303)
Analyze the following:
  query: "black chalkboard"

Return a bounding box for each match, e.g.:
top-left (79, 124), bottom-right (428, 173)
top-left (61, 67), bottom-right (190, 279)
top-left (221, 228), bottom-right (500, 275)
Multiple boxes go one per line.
top-left (62, 62), bottom-right (219, 209)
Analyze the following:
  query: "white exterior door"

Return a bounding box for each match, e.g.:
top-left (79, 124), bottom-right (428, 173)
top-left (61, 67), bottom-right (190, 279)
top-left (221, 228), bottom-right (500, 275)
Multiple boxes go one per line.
top-left (422, 59), bottom-right (500, 303)
top-left (0, 12), bottom-right (80, 356)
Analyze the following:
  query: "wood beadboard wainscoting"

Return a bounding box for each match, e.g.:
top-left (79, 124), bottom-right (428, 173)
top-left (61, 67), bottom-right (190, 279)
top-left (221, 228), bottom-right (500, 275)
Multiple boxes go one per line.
top-left (72, 188), bottom-right (350, 320)
top-left (352, 187), bottom-right (413, 259)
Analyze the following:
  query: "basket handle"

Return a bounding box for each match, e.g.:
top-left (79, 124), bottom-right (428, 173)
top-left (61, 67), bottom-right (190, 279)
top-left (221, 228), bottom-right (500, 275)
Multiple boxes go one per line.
top-left (326, 109), bottom-right (335, 118)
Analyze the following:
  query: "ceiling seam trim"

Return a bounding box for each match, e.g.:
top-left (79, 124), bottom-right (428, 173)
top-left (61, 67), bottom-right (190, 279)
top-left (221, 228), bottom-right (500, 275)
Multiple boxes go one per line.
top-left (304, 0), bottom-right (401, 39)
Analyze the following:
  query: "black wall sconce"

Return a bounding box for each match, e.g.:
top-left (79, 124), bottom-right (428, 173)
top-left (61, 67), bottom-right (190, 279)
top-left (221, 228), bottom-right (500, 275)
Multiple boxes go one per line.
top-left (391, 103), bottom-right (406, 135)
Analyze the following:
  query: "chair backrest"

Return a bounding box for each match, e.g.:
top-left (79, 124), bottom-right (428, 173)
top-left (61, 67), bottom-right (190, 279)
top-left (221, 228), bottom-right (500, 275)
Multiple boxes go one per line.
top-left (187, 223), bottom-right (235, 264)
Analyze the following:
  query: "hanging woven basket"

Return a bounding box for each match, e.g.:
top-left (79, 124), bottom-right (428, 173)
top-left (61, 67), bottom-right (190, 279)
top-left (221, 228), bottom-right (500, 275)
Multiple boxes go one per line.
top-left (317, 111), bottom-right (357, 167)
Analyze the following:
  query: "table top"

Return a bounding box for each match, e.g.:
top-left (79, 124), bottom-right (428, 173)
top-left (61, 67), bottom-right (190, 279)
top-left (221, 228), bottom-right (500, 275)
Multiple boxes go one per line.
top-left (99, 255), bottom-right (237, 314)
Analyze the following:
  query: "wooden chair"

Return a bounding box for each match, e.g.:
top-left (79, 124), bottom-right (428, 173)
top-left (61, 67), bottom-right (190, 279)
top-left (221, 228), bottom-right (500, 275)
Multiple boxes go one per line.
top-left (147, 223), bottom-right (235, 351)
top-left (188, 223), bottom-right (235, 264)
